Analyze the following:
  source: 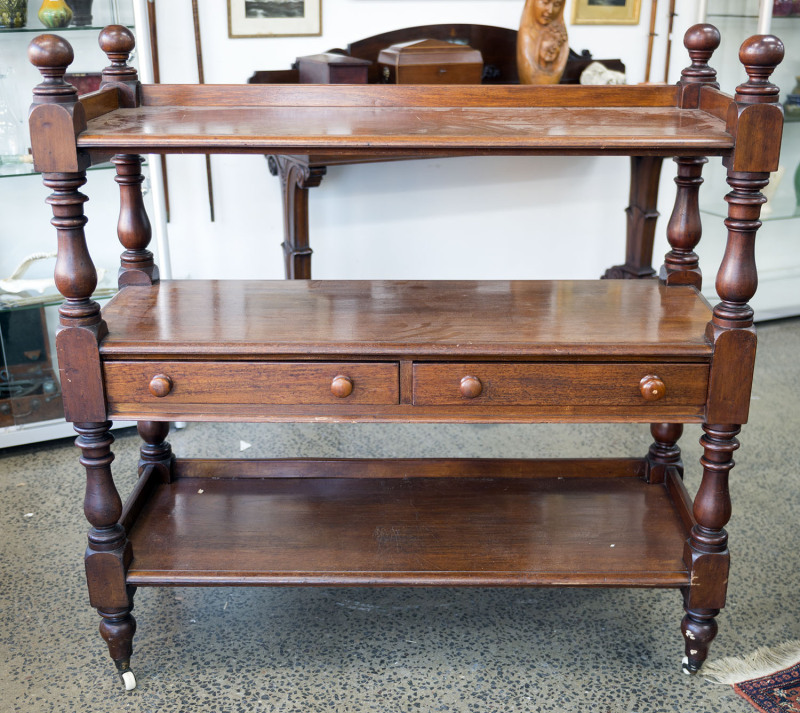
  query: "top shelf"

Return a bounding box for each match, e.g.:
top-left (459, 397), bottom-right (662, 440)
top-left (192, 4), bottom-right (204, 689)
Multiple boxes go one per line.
top-left (76, 85), bottom-right (735, 157)
top-left (0, 24), bottom-right (133, 33)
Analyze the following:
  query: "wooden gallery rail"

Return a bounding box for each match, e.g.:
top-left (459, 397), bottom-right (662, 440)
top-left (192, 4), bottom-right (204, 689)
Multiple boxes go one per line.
top-left (27, 24), bottom-right (784, 691)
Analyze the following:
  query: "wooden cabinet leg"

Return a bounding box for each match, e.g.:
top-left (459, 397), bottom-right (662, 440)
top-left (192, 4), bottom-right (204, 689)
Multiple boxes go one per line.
top-left (75, 421), bottom-right (136, 687)
top-left (602, 155), bottom-right (662, 279)
top-left (268, 155), bottom-right (326, 279)
top-left (645, 422), bottom-right (684, 484)
top-left (681, 423), bottom-right (739, 673)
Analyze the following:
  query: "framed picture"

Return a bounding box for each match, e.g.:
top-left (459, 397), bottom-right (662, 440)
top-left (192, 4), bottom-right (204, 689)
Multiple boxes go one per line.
top-left (227, 0), bottom-right (321, 38)
top-left (571, 0), bottom-right (642, 25)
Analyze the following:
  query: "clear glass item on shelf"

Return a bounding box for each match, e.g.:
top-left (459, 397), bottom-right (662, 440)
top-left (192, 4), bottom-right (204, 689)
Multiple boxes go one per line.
top-left (0, 68), bottom-right (31, 174)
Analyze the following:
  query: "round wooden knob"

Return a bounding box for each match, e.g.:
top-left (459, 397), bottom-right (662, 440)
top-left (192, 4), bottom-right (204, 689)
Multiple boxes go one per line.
top-left (460, 375), bottom-right (483, 399)
top-left (148, 374), bottom-right (173, 398)
top-left (639, 375), bottom-right (666, 402)
top-left (330, 375), bottom-right (353, 398)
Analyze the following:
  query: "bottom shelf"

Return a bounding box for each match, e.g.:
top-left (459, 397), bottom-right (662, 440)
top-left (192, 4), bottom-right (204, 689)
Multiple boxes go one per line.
top-left (124, 458), bottom-right (693, 588)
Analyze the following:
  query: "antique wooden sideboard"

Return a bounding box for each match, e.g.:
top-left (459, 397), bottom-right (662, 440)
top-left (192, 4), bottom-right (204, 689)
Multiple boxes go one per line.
top-left (248, 23), bottom-right (648, 281)
top-left (27, 25), bottom-right (783, 690)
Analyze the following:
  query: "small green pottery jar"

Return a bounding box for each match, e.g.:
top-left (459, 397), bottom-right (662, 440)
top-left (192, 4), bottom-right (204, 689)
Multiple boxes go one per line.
top-left (0, 0), bottom-right (28, 28)
top-left (38, 0), bottom-right (72, 28)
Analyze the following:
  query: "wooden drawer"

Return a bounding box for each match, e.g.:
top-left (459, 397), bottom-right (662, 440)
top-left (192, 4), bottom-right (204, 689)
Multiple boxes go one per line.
top-left (104, 361), bottom-right (399, 410)
top-left (412, 362), bottom-right (709, 409)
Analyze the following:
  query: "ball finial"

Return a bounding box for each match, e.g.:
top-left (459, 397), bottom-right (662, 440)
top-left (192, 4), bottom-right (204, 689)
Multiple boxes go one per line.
top-left (684, 24), bottom-right (721, 54)
top-left (739, 35), bottom-right (785, 70)
top-left (98, 25), bottom-right (136, 56)
top-left (28, 34), bottom-right (74, 72)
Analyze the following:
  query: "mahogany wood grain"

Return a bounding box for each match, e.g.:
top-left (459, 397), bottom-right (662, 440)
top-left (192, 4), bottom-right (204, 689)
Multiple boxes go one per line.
top-left (140, 83), bottom-right (679, 108)
top-left (413, 363), bottom-right (706, 407)
top-left (80, 87), bottom-right (121, 121)
top-left (77, 104), bottom-right (732, 156)
top-left (104, 361), bottom-right (400, 408)
top-left (102, 402), bottom-right (708, 424)
top-left (98, 280), bottom-right (713, 361)
top-left (125, 471), bottom-right (690, 587)
top-left (171, 457), bottom-right (646, 480)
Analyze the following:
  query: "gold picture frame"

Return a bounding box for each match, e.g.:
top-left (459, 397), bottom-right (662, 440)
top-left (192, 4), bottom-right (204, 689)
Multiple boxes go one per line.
top-left (228, 0), bottom-right (322, 38)
top-left (571, 0), bottom-right (642, 25)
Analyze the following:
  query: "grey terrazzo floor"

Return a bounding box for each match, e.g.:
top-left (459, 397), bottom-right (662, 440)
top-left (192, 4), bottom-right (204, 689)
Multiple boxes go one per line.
top-left (1, 317), bottom-right (798, 713)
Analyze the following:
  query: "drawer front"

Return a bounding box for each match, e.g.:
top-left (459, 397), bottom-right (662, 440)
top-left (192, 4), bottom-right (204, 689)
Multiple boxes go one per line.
top-left (104, 361), bottom-right (399, 408)
top-left (412, 362), bottom-right (709, 408)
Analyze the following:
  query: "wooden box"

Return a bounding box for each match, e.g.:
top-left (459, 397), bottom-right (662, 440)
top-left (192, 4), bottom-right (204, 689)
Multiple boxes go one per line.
top-left (297, 53), bottom-right (371, 84)
top-left (378, 39), bottom-right (483, 84)
top-left (0, 306), bottom-right (63, 427)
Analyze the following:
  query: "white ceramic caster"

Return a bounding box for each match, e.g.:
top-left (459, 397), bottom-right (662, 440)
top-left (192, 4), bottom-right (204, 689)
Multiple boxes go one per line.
top-left (121, 669), bottom-right (137, 691)
top-left (682, 656), bottom-right (697, 675)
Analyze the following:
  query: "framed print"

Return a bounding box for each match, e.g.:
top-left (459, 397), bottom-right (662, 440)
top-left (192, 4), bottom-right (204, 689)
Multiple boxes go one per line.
top-left (571, 0), bottom-right (642, 24)
top-left (228, 0), bottom-right (321, 38)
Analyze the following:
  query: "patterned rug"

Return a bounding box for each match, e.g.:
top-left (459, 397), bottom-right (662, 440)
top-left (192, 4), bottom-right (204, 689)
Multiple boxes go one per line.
top-left (704, 641), bottom-right (800, 713)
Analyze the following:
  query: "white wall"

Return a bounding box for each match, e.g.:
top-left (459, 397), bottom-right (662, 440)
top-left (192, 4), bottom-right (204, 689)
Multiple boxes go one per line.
top-left (146, 0), bottom-right (701, 282)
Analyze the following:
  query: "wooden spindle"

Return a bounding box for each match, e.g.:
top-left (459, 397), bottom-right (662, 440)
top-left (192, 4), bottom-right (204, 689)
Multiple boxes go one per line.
top-left (662, 157), bottom-right (706, 288)
top-left (114, 154), bottom-right (158, 286)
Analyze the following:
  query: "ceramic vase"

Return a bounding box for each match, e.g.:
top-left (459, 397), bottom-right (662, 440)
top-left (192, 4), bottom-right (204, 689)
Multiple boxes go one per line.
top-left (0, 0), bottom-right (27, 28)
top-left (68, 0), bottom-right (90, 26)
top-left (38, 0), bottom-right (72, 28)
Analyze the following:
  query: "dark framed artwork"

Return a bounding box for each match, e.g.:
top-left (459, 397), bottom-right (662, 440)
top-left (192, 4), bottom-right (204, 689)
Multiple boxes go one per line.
top-left (571, 0), bottom-right (642, 24)
top-left (228, 0), bottom-right (321, 38)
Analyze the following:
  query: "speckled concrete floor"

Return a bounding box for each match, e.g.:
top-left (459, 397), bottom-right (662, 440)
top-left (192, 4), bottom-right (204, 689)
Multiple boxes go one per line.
top-left (1, 318), bottom-right (798, 713)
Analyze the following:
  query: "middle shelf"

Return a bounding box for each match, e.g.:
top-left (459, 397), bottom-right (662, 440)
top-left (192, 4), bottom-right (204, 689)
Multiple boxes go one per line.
top-left (96, 279), bottom-right (714, 424)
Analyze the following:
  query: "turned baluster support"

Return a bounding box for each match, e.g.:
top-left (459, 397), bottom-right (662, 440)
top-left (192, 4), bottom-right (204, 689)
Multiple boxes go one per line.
top-left (114, 154), bottom-right (159, 286)
top-left (645, 423), bottom-right (683, 484)
top-left (75, 421), bottom-right (136, 684)
top-left (138, 420), bottom-right (174, 482)
top-left (682, 424), bottom-right (739, 673)
top-left (662, 157), bottom-right (706, 288)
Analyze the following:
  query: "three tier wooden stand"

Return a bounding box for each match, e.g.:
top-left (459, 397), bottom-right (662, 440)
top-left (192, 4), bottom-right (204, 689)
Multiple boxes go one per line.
top-left (27, 24), bottom-right (784, 690)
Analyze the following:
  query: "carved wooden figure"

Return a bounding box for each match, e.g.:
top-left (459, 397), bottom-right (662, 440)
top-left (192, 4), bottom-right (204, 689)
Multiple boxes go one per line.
top-left (517, 0), bottom-right (569, 84)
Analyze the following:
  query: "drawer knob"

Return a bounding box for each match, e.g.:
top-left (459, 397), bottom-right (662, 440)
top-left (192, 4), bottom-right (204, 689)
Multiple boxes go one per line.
top-left (639, 374), bottom-right (666, 401)
top-left (330, 375), bottom-right (354, 398)
top-left (149, 374), bottom-right (173, 398)
top-left (460, 375), bottom-right (483, 399)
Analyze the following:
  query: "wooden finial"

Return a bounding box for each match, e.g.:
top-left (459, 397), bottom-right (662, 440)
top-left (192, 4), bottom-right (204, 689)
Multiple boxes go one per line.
top-left (99, 25), bottom-right (137, 82)
top-left (28, 34), bottom-right (77, 104)
top-left (680, 24), bottom-right (721, 86)
top-left (735, 35), bottom-right (784, 103)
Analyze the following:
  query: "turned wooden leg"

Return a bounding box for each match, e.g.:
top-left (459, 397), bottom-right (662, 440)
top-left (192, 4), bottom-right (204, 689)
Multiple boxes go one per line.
top-left (268, 155), bottom-right (326, 279)
top-left (138, 420), bottom-right (174, 482)
top-left (681, 423), bottom-right (739, 673)
top-left (602, 155), bottom-right (662, 279)
top-left (75, 421), bottom-right (137, 689)
top-left (645, 422), bottom-right (684, 484)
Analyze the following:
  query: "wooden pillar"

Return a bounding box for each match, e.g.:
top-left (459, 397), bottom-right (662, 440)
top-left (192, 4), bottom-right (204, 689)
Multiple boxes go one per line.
top-left (29, 33), bottom-right (138, 688)
top-left (681, 31), bottom-right (784, 674)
